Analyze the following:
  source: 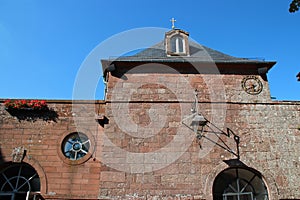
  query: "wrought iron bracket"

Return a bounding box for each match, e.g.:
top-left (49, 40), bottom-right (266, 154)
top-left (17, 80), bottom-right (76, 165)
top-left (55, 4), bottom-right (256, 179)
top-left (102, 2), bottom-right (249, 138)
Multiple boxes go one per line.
top-left (182, 118), bottom-right (240, 159)
top-left (182, 89), bottom-right (241, 159)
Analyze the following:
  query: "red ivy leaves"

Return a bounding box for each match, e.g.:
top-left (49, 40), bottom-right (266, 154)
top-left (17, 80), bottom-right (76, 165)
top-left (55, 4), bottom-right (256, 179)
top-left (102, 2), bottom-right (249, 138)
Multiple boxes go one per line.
top-left (4, 99), bottom-right (48, 110)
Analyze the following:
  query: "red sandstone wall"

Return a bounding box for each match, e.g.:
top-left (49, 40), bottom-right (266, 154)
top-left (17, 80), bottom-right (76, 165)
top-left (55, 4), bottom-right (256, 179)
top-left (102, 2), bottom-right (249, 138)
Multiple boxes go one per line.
top-left (0, 100), bottom-right (105, 199)
top-left (0, 64), bottom-right (299, 199)
top-left (97, 67), bottom-right (300, 199)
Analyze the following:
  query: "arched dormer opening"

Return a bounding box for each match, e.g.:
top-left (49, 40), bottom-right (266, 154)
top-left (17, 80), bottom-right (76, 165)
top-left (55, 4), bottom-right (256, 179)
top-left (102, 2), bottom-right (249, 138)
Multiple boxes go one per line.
top-left (170, 35), bottom-right (185, 53)
top-left (165, 29), bottom-right (189, 56)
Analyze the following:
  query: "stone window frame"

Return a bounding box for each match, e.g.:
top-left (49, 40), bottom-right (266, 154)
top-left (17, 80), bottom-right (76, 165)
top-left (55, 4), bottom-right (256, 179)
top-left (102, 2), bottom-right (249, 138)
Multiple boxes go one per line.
top-left (165, 29), bottom-right (190, 56)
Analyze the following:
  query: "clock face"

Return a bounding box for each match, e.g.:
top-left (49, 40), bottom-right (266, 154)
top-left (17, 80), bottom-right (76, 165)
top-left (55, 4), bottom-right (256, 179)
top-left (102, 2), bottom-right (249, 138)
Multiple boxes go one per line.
top-left (241, 76), bottom-right (263, 95)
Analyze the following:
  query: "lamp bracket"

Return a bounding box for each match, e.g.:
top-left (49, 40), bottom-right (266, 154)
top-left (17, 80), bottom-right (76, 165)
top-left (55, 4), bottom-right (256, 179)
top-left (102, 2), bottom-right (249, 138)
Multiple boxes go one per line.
top-left (182, 89), bottom-right (241, 159)
top-left (197, 122), bottom-right (240, 159)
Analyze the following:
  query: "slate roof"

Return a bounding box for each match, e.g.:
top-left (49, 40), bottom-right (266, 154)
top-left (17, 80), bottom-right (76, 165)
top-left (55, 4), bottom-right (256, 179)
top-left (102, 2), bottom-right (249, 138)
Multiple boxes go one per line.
top-left (102, 40), bottom-right (274, 64)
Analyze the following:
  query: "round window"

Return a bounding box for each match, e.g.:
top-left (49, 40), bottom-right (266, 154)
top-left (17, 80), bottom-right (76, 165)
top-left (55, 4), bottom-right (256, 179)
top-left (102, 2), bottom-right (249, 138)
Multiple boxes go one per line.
top-left (61, 132), bottom-right (91, 161)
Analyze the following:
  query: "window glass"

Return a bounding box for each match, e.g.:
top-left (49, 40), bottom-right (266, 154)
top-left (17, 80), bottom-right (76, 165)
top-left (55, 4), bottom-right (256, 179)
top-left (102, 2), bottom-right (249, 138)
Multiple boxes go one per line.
top-left (170, 35), bottom-right (185, 53)
top-left (171, 36), bottom-right (177, 52)
top-left (62, 132), bottom-right (91, 161)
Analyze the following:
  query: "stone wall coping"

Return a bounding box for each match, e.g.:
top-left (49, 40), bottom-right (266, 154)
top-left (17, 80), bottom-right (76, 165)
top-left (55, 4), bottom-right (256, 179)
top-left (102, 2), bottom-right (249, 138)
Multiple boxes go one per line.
top-left (0, 99), bottom-right (106, 104)
top-left (0, 98), bottom-right (299, 105)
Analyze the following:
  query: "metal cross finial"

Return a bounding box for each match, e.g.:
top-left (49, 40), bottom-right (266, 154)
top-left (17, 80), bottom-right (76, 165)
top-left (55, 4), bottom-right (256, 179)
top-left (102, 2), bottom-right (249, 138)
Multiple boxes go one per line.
top-left (170, 18), bottom-right (176, 29)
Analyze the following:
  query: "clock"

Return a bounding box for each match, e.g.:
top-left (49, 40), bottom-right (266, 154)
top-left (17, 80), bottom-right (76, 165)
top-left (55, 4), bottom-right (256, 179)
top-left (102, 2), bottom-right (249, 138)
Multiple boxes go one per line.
top-left (241, 76), bottom-right (263, 95)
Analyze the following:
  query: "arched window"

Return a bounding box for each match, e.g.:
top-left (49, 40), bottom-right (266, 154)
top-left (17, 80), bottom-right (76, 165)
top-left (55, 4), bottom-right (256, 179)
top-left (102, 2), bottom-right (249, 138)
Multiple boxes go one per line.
top-left (0, 163), bottom-right (41, 200)
top-left (213, 167), bottom-right (269, 200)
top-left (170, 35), bottom-right (185, 53)
top-left (165, 29), bottom-right (190, 56)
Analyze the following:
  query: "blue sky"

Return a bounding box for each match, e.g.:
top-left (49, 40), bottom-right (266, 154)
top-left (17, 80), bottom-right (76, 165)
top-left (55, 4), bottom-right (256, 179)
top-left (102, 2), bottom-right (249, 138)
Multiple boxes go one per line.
top-left (0, 0), bottom-right (299, 100)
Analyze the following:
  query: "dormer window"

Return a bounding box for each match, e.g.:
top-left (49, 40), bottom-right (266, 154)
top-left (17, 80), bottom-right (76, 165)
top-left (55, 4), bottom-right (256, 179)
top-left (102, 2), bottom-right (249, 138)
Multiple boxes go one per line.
top-left (165, 29), bottom-right (190, 56)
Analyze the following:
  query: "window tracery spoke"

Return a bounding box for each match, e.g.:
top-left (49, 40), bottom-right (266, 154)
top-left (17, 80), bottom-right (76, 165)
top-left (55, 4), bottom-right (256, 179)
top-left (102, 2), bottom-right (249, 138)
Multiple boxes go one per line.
top-left (228, 184), bottom-right (237, 193)
top-left (15, 165), bottom-right (23, 191)
top-left (16, 173), bottom-right (36, 191)
top-left (74, 151), bottom-right (78, 160)
top-left (67, 140), bottom-right (74, 145)
top-left (240, 174), bottom-right (256, 193)
top-left (81, 149), bottom-right (88, 154)
top-left (64, 150), bottom-right (71, 154)
top-left (82, 139), bottom-right (90, 145)
top-left (1, 173), bottom-right (14, 191)
top-left (13, 176), bottom-right (30, 192)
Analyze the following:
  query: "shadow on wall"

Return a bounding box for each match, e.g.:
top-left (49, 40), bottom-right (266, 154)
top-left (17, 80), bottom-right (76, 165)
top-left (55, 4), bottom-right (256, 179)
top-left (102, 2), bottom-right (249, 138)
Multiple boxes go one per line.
top-left (5, 108), bottom-right (58, 122)
top-left (0, 147), bottom-right (4, 165)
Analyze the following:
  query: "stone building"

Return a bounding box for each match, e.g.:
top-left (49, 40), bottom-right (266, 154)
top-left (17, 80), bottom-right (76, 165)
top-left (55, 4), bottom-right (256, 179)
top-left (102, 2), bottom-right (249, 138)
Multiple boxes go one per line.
top-left (0, 28), bottom-right (299, 200)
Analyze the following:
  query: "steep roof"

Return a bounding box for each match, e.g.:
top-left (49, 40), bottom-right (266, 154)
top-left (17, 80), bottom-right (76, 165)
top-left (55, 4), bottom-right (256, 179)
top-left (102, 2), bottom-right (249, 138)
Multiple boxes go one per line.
top-left (102, 40), bottom-right (274, 64)
top-left (101, 38), bottom-right (276, 76)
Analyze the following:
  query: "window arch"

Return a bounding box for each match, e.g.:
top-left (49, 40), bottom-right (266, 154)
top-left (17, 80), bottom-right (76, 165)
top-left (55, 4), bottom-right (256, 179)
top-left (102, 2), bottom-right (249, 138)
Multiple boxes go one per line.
top-left (0, 163), bottom-right (41, 200)
top-left (213, 167), bottom-right (269, 200)
top-left (170, 35), bottom-right (185, 54)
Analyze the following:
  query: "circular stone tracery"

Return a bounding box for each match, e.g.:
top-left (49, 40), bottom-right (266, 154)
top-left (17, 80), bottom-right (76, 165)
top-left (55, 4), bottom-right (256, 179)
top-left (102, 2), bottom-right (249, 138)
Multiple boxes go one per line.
top-left (62, 132), bottom-right (91, 161)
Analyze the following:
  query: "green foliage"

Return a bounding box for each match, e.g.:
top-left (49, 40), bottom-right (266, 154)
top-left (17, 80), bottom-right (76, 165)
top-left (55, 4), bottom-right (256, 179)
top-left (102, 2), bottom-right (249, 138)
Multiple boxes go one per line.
top-left (290, 0), bottom-right (300, 13)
